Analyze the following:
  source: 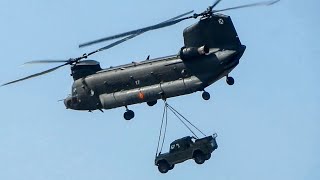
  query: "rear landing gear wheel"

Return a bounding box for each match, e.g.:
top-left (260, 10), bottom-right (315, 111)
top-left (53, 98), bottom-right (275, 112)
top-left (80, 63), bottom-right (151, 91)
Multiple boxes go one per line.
top-left (202, 91), bottom-right (210, 101)
top-left (124, 110), bottom-right (135, 120)
top-left (147, 100), bottom-right (157, 107)
top-left (226, 76), bottom-right (234, 85)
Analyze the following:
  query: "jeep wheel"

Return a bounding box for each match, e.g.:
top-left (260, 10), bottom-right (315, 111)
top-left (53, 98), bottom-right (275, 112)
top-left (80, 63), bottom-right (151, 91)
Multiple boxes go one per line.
top-left (194, 152), bottom-right (205, 164)
top-left (158, 161), bottom-right (170, 173)
top-left (205, 153), bottom-right (211, 160)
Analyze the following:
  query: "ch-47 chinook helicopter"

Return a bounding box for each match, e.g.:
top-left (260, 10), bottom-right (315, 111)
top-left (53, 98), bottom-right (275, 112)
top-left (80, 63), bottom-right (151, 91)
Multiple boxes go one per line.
top-left (2, 0), bottom-right (280, 120)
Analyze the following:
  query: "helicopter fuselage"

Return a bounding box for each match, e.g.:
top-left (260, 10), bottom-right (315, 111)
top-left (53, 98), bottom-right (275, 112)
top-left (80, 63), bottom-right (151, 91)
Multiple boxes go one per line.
top-left (64, 14), bottom-right (247, 113)
top-left (1, 2), bottom-right (281, 119)
top-left (64, 45), bottom-right (245, 111)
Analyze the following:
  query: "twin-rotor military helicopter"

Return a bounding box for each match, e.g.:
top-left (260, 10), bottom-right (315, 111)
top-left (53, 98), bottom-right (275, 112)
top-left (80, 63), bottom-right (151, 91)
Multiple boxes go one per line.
top-left (2, 0), bottom-right (280, 120)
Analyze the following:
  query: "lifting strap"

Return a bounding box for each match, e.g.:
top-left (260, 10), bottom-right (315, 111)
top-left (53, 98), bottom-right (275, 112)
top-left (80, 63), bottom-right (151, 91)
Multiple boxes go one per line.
top-left (155, 101), bottom-right (206, 156)
top-left (155, 102), bottom-right (168, 156)
top-left (166, 104), bottom-right (206, 137)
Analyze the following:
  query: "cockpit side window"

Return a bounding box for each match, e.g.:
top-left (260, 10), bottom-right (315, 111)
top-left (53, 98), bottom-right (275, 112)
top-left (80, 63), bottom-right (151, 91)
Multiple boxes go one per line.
top-left (72, 87), bottom-right (77, 96)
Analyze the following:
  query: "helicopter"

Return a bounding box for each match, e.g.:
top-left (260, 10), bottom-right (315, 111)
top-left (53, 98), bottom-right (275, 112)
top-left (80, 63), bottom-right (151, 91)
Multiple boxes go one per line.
top-left (2, 0), bottom-right (280, 120)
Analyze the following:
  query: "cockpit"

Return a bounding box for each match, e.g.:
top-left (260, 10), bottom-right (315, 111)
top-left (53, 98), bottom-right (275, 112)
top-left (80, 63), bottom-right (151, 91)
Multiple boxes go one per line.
top-left (64, 80), bottom-right (100, 111)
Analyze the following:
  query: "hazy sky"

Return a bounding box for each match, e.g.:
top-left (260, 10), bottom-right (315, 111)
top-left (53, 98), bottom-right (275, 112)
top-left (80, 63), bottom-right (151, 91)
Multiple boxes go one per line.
top-left (0, 0), bottom-right (319, 180)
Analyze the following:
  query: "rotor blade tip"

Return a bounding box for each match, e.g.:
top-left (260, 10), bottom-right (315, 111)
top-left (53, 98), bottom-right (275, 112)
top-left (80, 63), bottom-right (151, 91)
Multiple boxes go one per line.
top-left (270, 0), bottom-right (280, 5)
top-left (1, 82), bottom-right (9, 87)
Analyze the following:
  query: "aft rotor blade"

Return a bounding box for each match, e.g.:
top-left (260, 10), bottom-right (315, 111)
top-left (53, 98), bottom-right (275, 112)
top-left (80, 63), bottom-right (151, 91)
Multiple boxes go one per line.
top-left (23, 60), bottom-right (70, 65)
top-left (163, 10), bottom-right (194, 23)
top-left (213, 0), bottom-right (280, 13)
top-left (1, 63), bottom-right (67, 86)
top-left (210, 0), bottom-right (223, 10)
top-left (79, 10), bottom-right (194, 48)
top-left (86, 33), bottom-right (142, 56)
top-left (84, 15), bottom-right (194, 55)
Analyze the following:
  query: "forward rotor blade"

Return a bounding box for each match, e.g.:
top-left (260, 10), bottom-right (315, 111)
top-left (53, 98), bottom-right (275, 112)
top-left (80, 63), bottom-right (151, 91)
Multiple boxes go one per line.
top-left (213, 0), bottom-right (280, 13)
top-left (1, 63), bottom-right (67, 86)
top-left (23, 60), bottom-right (70, 65)
top-left (79, 10), bottom-right (194, 48)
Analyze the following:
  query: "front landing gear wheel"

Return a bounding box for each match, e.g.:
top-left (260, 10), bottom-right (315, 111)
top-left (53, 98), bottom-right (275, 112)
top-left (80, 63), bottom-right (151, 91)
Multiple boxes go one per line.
top-left (202, 91), bottom-right (210, 101)
top-left (226, 76), bottom-right (234, 85)
top-left (124, 110), bottom-right (135, 120)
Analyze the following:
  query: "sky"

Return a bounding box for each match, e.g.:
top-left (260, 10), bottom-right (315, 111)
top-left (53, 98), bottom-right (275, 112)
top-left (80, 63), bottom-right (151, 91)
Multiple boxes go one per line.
top-left (0, 0), bottom-right (319, 180)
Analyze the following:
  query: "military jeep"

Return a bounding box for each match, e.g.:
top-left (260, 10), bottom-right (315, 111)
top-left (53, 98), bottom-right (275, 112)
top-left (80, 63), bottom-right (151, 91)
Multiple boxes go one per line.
top-left (155, 134), bottom-right (218, 173)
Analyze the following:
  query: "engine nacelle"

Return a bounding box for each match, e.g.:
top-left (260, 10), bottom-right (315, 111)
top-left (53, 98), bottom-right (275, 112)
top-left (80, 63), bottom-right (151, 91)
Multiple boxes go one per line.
top-left (179, 45), bottom-right (209, 61)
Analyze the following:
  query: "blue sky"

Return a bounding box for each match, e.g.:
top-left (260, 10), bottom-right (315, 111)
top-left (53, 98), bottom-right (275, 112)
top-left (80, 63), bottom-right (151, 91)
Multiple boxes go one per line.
top-left (0, 0), bottom-right (319, 179)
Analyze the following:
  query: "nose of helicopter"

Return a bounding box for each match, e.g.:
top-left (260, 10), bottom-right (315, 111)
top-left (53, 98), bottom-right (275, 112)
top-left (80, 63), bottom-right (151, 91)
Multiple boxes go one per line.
top-left (64, 96), bottom-right (72, 109)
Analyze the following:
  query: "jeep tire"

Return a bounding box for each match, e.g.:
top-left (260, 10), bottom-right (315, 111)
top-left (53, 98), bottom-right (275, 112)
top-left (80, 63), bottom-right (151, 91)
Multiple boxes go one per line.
top-left (205, 153), bottom-right (211, 160)
top-left (158, 161), bottom-right (170, 173)
top-left (194, 151), bottom-right (206, 164)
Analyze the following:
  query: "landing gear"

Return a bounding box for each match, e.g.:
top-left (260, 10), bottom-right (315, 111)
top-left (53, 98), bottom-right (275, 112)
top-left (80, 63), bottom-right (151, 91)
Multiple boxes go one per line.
top-left (202, 91), bottom-right (210, 101)
top-left (124, 107), bottom-right (135, 120)
top-left (226, 76), bottom-right (235, 86)
top-left (147, 100), bottom-right (157, 107)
